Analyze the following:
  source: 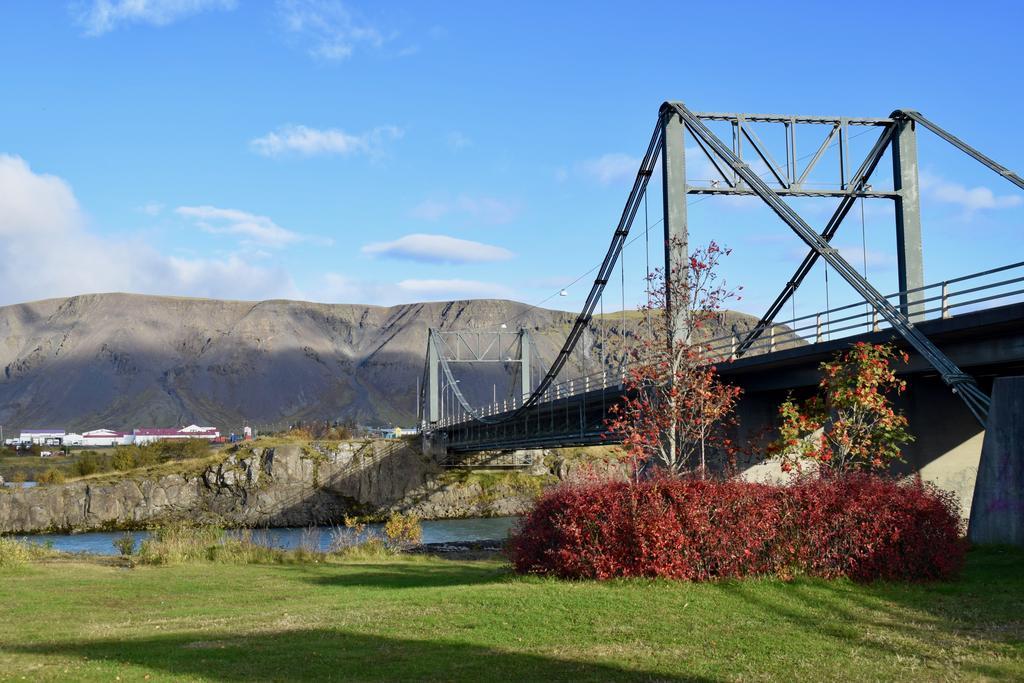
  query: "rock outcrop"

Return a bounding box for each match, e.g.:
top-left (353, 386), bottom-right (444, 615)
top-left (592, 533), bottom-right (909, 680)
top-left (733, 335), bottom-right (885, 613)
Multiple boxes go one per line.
top-left (0, 441), bottom-right (629, 534)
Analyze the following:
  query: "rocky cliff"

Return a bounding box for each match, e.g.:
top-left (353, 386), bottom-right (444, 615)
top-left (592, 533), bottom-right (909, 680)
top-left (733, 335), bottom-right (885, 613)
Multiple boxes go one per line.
top-left (0, 441), bottom-right (628, 534)
top-left (0, 292), bottom-right (765, 431)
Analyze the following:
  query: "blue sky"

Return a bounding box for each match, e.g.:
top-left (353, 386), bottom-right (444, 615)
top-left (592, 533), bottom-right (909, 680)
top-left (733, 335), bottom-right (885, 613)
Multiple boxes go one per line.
top-left (1, 0), bottom-right (1022, 321)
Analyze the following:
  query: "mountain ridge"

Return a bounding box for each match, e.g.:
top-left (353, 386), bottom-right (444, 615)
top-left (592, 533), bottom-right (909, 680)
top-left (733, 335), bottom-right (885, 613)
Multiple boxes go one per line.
top-left (0, 292), bottom-right (764, 433)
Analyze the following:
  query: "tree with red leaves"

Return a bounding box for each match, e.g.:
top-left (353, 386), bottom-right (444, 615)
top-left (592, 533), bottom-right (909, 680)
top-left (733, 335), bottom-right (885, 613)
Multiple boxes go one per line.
top-left (606, 240), bottom-right (743, 478)
top-left (769, 342), bottom-right (914, 474)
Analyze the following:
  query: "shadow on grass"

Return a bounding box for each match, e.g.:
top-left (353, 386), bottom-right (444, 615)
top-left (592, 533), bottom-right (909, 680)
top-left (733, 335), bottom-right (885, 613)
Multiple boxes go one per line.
top-left (707, 546), bottom-right (1024, 680)
top-left (11, 628), bottom-right (709, 682)
top-left (289, 559), bottom-right (511, 590)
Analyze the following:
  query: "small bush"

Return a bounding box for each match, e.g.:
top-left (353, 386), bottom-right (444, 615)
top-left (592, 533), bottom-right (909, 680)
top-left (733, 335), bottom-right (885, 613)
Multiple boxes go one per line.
top-left (113, 531), bottom-right (136, 558)
top-left (509, 474), bottom-right (965, 583)
top-left (0, 537), bottom-right (54, 567)
top-left (329, 517), bottom-right (376, 555)
top-left (111, 449), bottom-right (135, 472)
top-left (0, 537), bottom-right (33, 567)
top-left (137, 523), bottom-right (225, 565)
top-left (36, 468), bottom-right (66, 485)
top-left (332, 537), bottom-right (393, 560)
top-left (75, 452), bottom-right (111, 477)
top-left (133, 448), bottom-right (159, 468)
top-left (9, 471), bottom-right (27, 484)
top-left (137, 523), bottom-right (326, 565)
top-left (383, 513), bottom-right (422, 550)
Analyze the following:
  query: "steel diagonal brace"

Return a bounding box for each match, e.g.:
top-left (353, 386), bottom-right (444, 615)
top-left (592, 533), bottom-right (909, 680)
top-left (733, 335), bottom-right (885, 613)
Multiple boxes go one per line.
top-left (734, 123), bottom-right (897, 357)
top-left (894, 110), bottom-right (1024, 191)
top-left (666, 101), bottom-right (991, 425)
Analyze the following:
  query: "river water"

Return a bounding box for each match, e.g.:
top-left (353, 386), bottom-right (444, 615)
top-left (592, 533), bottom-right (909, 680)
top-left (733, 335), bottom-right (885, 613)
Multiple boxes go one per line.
top-left (14, 516), bottom-right (521, 556)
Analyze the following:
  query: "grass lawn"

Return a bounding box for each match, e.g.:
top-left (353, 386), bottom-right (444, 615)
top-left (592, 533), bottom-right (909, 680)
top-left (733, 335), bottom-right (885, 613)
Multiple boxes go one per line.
top-left (0, 453), bottom-right (85, 482)
top-left (0, 547), bottom-right (1021, 681)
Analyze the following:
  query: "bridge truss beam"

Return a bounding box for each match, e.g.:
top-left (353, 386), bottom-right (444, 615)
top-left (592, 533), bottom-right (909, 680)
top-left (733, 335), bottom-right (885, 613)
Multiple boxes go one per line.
top-left (665, 101), bottom-right (992, 424)
top-left (425, 102), bottom-right (1024, 439)
top-left (421, 328), bottom-right (533, 427)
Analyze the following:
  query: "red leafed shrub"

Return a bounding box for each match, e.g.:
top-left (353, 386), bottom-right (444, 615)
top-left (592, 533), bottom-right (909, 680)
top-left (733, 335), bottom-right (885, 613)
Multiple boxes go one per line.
top-left (508, 474), bottom-right (965, 582)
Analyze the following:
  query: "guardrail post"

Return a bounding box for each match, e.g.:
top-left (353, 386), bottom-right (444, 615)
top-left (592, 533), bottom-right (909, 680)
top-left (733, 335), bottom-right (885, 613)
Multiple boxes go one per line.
top-left (585, 376), bottom-right (590, 393)
top-left (942, 282), bottom-right (951, 319)
top-left (872, 309), bottom-right (880, 332)
top-left (769, 325), bottom-right (776, 352)
top-left (569, 380), bottom-right (574, 395)
top-left (729, 336), bottom-right (736, 361)
top-left (815, 314), bottom-right (823, 343)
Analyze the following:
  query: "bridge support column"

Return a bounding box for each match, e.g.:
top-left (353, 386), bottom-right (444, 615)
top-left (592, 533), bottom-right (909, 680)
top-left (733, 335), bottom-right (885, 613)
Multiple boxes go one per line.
top-left (662, 106), bottom-right (689, 345)
top-left (892, 117), bottom-right (925, 321)
top-left (968, 376), bottom-right (1024, 546)
top-left (426, 330), bottom-right (440, 424)
top-left (520, 329), bottom-right (532, 402)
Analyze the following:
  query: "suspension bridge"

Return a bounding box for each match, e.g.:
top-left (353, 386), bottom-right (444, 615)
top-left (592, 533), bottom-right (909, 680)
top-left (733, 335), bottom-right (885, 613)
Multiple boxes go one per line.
top-left (418, 101), bottom-right (1024, 467)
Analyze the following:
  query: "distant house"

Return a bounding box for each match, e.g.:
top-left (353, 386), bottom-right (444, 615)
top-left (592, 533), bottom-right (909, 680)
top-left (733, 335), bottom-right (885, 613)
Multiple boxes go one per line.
top-left (19, 429), bottom-right (65, 446)
top-left (81, 429), bottom-right (130, 447)
top-left (132, 425), bottom-right (220, 445)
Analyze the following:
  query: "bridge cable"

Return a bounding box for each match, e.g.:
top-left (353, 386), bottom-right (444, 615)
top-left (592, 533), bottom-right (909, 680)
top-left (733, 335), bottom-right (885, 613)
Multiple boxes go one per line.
top-left (893, 110), bottom-right (1024, 192)
top-left (434, 108), bottom-right (957, 428)
top-left (620, 234), bottom-right (626, 367)
top-left (431, 115), bottom-right (666, 425)
top-left (491, 123), bottom-right (874, 338)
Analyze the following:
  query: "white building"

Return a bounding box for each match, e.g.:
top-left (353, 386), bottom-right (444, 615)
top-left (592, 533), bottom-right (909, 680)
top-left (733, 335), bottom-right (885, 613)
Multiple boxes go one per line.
top-left (132, 425), bottom-right (220, 445)
top-left (62, 433), bottom-right (84, 446)
top-left (81, 429), bottom-right (131, 447)
top-left (18, 429), bottom-right (65, 446)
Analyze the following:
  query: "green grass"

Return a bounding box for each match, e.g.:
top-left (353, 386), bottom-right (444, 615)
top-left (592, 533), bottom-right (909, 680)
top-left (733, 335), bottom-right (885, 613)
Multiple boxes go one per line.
top-left (0, 547), bottom-right (1021, 681)
top-left (0, 453), bottom-right (85, 482)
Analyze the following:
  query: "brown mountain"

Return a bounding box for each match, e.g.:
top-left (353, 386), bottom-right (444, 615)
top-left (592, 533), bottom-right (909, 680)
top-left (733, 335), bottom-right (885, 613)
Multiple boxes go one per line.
top-left (0, 293), bottom-right (767, 434)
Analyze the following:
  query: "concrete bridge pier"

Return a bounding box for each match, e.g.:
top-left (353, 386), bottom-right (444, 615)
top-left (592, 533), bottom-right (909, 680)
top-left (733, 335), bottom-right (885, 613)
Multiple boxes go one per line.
top-left (968, 376), bottom-right (1024, 546)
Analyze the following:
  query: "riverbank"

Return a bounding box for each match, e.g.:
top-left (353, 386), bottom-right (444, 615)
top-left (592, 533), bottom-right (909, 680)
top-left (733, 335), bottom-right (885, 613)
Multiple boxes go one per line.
top-left (0, 546), bottom-right (1021, 680)
top-left (12, 516), bottom-right (519, 555)
top-left (0, 440), bottom-right (626, 534)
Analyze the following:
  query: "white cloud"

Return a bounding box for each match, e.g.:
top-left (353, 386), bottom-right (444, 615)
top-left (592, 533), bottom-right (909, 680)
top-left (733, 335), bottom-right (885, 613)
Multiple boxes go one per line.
top-left (77, 0), bottom-right (236, 36)
top-left (250, 124), bottom-right (402, 158)
top-left (579, 153), bottom-right (640, 186)
top-left (278, 0), bottom-right (383, 61)
top-left (408, 195), bottom-right (519, 224)
top-left (921, 171), bottom-right (1023, 215)
top-left (0, 154), bottom-right (299, 304)
top-left (0, 155), bottom-right (523, 308)
top-left (175, 205), bottom-right (305, 248)
top-left (317, 274), bottom-right (515, 305)
top-left (361, 234), bottom-right (513, 264)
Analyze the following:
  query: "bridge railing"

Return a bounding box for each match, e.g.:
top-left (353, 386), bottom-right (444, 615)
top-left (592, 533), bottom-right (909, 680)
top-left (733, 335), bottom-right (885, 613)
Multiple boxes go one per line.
top-left (437, 261), bottom-right (1024, 428)
top-left (702, 260), bottom-right (1024, 360)
top-left (437, 365), bottom-right (630, 428)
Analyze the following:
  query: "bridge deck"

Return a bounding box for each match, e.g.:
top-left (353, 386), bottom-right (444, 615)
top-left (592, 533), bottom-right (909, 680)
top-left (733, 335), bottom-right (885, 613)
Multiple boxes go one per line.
top-left (435, 302), bottom-right (1024, 453)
